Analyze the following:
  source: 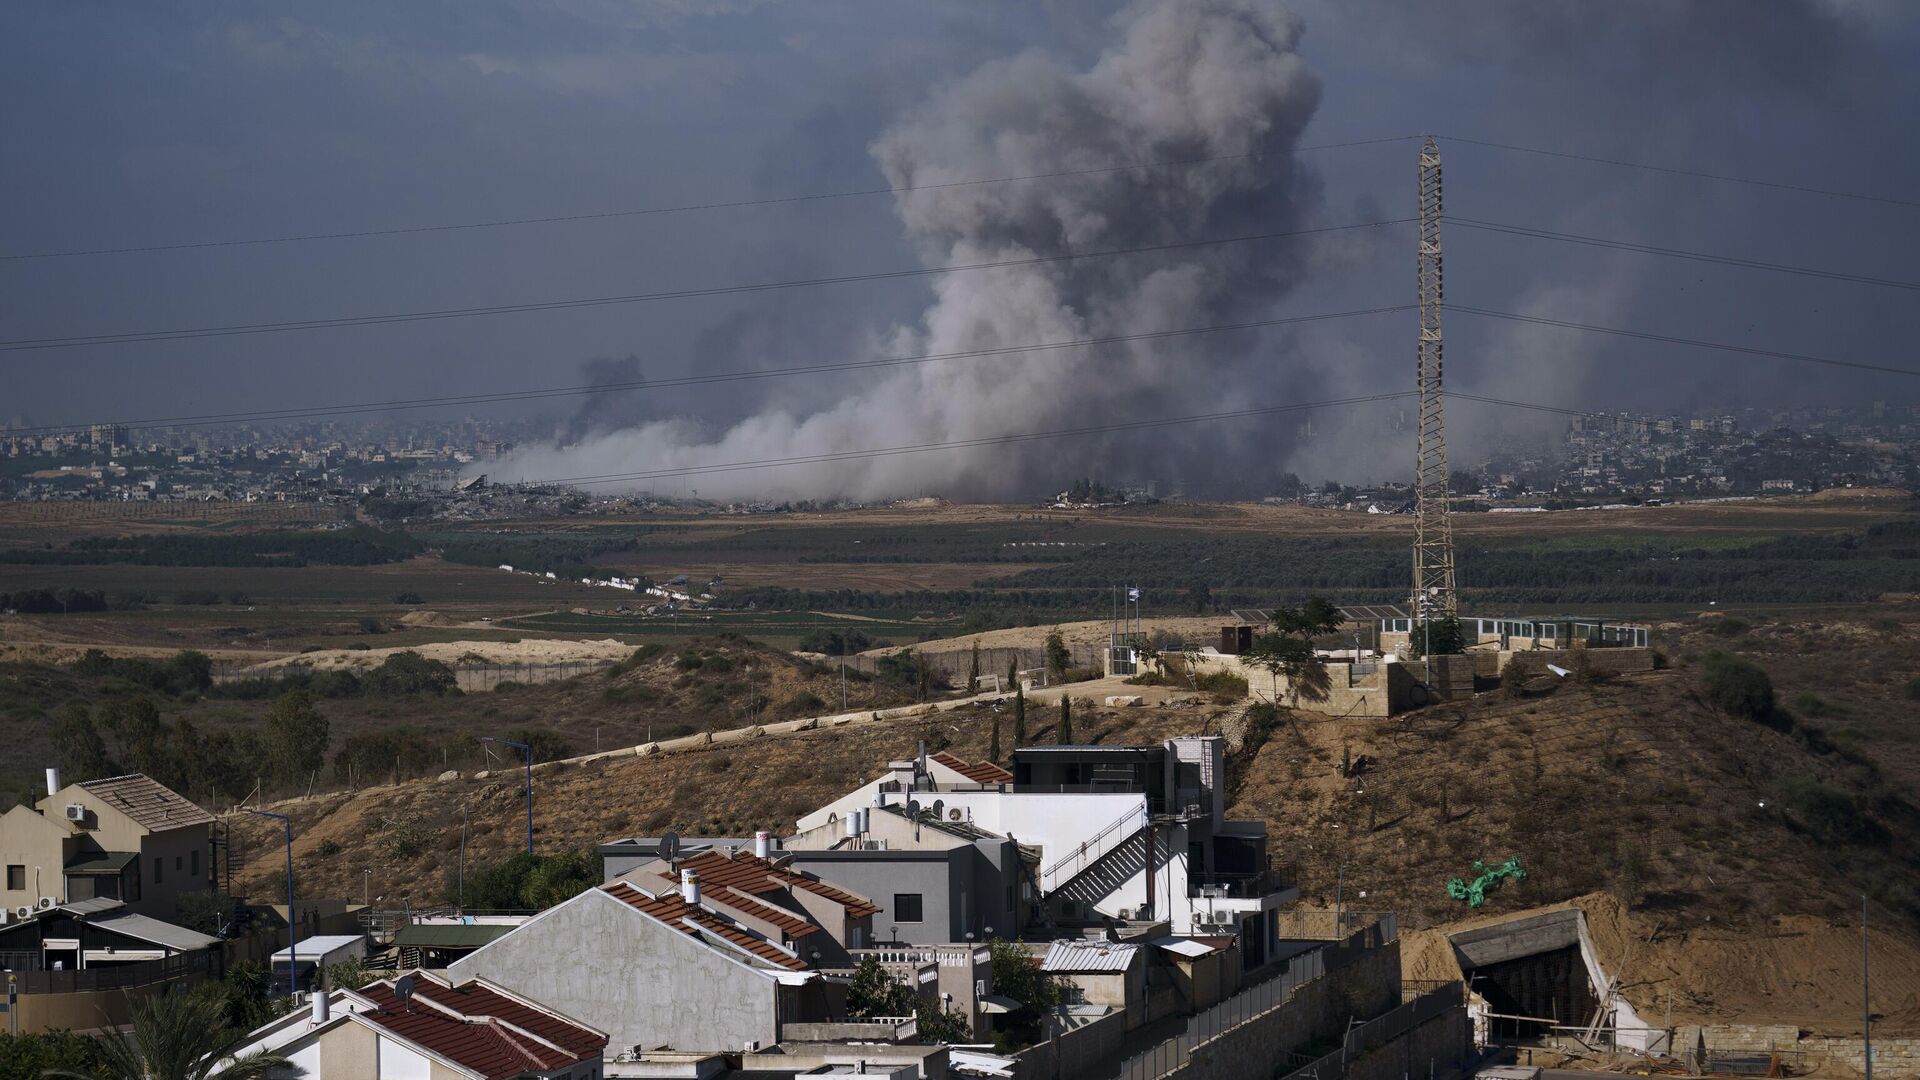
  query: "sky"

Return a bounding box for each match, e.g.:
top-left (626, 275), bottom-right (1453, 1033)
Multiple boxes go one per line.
top-left (4, 0), bottom-right (1918, 497)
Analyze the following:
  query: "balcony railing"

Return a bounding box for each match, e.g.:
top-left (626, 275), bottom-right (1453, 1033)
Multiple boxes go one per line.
top-left (1187, 869), bottom-right (1283, 900)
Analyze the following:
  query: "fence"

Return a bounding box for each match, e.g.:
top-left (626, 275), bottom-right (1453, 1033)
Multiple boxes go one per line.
top-left (9, 948), bottom-right (219, 994)
top-left (1104, 914), bottom-right (1400, 1080)
top-left (834, 644), bottom-right (1108, 686)
top-left (211, 658), bottom-right (619, 692)
top-left (1273, 983), bottom-right (1465, 1080)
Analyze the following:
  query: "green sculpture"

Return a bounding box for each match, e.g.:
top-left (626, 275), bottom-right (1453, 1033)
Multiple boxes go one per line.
top-left (1446, 857), bottom-right (1527, 907)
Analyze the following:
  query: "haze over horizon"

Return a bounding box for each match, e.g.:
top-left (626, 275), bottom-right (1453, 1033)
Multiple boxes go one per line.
top-left (6, 0), bottom-right (1920, 499)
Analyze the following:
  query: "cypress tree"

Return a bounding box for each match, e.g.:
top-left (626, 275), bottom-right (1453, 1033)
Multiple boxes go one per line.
top-left (989, 711), bottom-right (1002, 763)
top-left (1012, 685), bottom-right (1027, 748)
top-left (968, 642), bottom-right (981, 692)
top-left (1057, 695), bottom-right (1073, 744)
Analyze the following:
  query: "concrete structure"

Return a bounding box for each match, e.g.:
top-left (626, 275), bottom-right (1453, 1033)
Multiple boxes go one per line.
top-left (450, 881), bottom-right (836, 1059)
top-left (0, 772), bottom-right (214, 920)
top-left (1448, 907), bottom-right (1659, 1053)
top-left (227, 969), bottom-right (606, 1080)
top-left (795, 741), bottom-right (1297, 965)
top-left (785, 800), bottom-right (1031, 946)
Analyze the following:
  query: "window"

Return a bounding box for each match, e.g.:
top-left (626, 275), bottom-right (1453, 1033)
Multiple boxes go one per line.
top-left (154, 857), bottom-right (163, 885)
top-left (175, 856), bottom-right (183, 871)
top-left (5, 865), bottom-right (22, 891)
top-left (191, 850), bottom-right (200, 877)
top-left (893, 893), bottom-right (924, 922)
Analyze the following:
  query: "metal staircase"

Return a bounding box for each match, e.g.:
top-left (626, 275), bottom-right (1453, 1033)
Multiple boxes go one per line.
top-left (1040, 803), bottom-right (1150, 893)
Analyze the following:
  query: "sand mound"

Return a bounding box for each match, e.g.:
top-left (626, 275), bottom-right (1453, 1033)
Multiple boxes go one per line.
top-left (249, 638), bottom-right (636, 674)
top-left (397, 610), bottom-right (461, 627)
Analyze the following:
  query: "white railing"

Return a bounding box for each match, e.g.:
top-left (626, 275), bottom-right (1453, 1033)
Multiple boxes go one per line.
top-left (1041, 802), bottom-right (1149, 893)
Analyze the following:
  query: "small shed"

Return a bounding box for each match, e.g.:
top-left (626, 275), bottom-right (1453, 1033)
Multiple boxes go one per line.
top-left (271, 934), bottom-right (365, 978)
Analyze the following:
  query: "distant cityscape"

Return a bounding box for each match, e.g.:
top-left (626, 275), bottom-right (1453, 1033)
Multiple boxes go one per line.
top-left (3, 401), bottom-right (1915, 514)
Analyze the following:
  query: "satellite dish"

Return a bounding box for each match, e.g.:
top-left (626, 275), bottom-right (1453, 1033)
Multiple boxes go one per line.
top-left (394, 974), bottom-right (417, 1008)
top-left (931, 800), bottom-right (945, 821)
top-left (660, 832), bottom-right (681, 863)
top-left (905, 800), bottom-right (922, 819)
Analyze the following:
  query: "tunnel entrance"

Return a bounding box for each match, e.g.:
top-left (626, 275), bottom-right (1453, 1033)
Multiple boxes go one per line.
top-left (1449, 910), bottom-right (1600, 1046)
top-left (1469, 943), bottom-right (1596, 1041)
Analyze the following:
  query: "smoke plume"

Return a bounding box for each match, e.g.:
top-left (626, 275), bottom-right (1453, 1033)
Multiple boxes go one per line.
top-left (503, 0), bottom-right (1331, 500)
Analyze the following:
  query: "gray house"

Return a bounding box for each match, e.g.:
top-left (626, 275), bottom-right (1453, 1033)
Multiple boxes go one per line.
top-left (783, 804), bottom-right (1033, 947)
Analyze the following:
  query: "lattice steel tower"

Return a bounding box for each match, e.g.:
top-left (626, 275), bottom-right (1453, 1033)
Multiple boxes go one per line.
top-left (1411, 135), bottom-right (1458, 619)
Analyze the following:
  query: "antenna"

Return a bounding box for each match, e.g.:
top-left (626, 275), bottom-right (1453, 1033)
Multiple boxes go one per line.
top-left (1411, 135), bottom-right (1458, 620)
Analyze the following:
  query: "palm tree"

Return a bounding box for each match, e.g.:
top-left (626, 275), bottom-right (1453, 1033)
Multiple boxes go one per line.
top-left (44, 988), bottom-right (294, 1080)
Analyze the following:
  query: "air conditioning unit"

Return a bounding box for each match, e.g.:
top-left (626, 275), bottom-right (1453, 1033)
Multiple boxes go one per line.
top-left (64, 804), bottom-right (88, 823)
top-left (13, 907), bottom-right (31, 921)
top-left (37, 897), bottom-right (58, 910)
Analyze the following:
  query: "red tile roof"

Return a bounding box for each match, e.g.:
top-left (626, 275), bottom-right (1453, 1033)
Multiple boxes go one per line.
top-left (358, 973), bottom-right (605, 1080)
top-left (601, 882), bottom-right (809, 971)
top-left (710, 884), bottom-right (821, 939)
top-left (932, 752), bottom-right (1014, 784)
top-left (680, 849), bottom-right (882, 919)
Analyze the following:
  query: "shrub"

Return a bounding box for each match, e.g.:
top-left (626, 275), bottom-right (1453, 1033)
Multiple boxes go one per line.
top-left (393, 592), bottom-right (425, 604)
top-left (1708, 617), bottom-right (1750, 637)
top-left (1778, 776), bottom-right (1887, 846)
top-left (1699, 651), bottom-right (1785, 730)
top-left (363, 651), bottom-right (457, 695)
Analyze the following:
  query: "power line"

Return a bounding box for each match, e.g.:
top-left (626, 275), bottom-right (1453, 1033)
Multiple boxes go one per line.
top-left (1451, 218), bottom-right (1920, 292)
top-left (0, 217), bottom-right (1415, 352)
top-left (1451, 306), bottom-right (1920, 379)
top-left (520, 392), bottom-right (1416, 487)
top-left (1441, 135), bottom-right (1920, 210)
top-left (0, 304), bottom-right (1413, 437)
top-left (3, 135), bottom-right (1419, 262)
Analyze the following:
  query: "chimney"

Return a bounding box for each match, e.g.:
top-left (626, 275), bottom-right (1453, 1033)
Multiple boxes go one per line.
top-left (754, 831), bottom-right (772, 859)
top-left (44, 768), bottom-right (61, 798)
top-left (681, 869), bottom-right (701, 906)
top-left (311, 989), bottom-right (331, 1026)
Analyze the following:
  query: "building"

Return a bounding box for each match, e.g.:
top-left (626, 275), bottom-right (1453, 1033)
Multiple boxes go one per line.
top-left (784, 798), bottom-right (1033, 947)
top-left (612, 843), bottom-right (882, 965)
top-left (225, 969), bottom-right (606, 1080)
top-left (796, 740), bottom-right (1298, 968)
top-left (449, 874), bottom-right (843, 1058)
top-left (0, 896), bottom-right (222, 1031)
top-left (0, 771), bottom-right (214, 920)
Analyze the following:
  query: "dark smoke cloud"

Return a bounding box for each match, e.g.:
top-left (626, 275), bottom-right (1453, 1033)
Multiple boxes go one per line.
top-left (499, 0), bottom-right (1337, 500)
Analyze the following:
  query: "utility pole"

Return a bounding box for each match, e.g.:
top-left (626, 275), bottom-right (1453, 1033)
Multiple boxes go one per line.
top-left (1863, 894), bottom-right (1873, 1080)
top-left (1411, 135), bottom-right (1458, 621)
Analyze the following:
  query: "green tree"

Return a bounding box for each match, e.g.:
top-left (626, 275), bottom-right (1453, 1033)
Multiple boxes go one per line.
top-left (1056, 695), bottom-right (1073, 744)
top-left (453, 850), bottom-right (597, 910)
top-left (988, 710), bottom-right (1002, 764)
top-left (102, 697), bottom-right (172, 781)
top-left (1415, 615), bottom-right (1466, 656)
top-left (1012, 686), bottom-right (1027, 748)
top-left (53, 703), bottom-right (114, 782)
top-left (43, 986), bottom-right (291, 1080)
top-left (968, 642), bottom-right (981, 691)
top-left (1242, 597), bottom-right (1343, 707)
top-left (1043, 629), bottom-right (1070, 682)
top-left (264, 690), bottom-right (330, 787)
top-left (1005, 655), bottom-right (1018, 693)
top-left (987, 938), bottom-right (1058, 1047)
top-left (362, 651), bottom-right (457, 695)
top-left (0, 1031), bottom-right (103, 1076)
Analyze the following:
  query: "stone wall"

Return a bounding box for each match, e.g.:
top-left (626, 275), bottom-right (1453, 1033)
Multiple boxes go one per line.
top-left (1676, 1024), bottom-right (1920, 1080)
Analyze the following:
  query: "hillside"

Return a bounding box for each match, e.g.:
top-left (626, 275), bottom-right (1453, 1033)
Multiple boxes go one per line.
top-left (228, 649), bottom-right (1920, 1034)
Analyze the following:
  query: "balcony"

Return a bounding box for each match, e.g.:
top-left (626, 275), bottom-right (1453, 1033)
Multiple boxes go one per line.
top-left (1187, 869), bottom-right (1284, 900)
